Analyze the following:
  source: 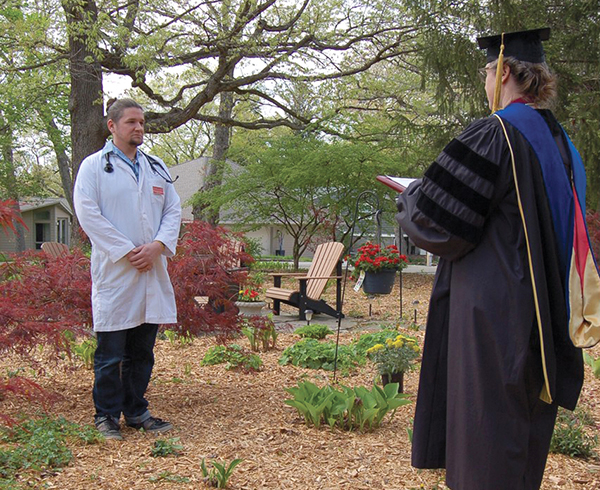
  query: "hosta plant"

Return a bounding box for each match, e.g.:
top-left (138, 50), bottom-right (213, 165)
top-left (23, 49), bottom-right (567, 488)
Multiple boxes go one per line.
top-left (293, 324), bottom-right (333, 340)
top-left (284, 380), bottom-right (411, 431)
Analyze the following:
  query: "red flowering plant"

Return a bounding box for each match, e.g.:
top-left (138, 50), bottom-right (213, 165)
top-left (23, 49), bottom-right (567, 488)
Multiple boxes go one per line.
top-left (238, 287), bottom-right (262, 302)
top-left (350, 242), bottom-right (408, 279)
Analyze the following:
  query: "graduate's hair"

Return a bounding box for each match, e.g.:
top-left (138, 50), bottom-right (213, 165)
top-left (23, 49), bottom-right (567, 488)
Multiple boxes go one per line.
top-left (106, 98), bottom-right (144, 123)
top-left (490, 56), bottom-right (558, 108)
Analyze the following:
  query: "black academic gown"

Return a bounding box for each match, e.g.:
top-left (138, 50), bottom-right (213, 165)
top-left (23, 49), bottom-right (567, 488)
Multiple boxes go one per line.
top-left (396, 108), bottom-right (583, 490)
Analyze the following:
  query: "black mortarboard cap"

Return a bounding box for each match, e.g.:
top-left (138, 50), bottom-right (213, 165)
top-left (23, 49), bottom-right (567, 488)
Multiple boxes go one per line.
top-left (477, 28), bottom-right (550, 63)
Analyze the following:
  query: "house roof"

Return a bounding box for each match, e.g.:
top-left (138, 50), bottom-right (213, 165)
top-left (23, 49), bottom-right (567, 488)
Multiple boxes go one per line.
top-left (170, 157), bottom-right (240, 223)
top-left (20, 198), bottom-right (72, 216)
top-left (170, 157), bottom-right (209, 221)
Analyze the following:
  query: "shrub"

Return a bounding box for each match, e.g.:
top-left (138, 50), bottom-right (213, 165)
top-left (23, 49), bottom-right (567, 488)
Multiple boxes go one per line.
top-left (0, 200), bottom-right (25, 235)
top-left (0, 250), bottom-right (92, 356)
top-left (550, 406), bottom-right (597, 458)
top-left (0, 249), bottom-right (93, 412)
top-left (251, 260), bottom-right (295, 272)
top-left (293, 324), bottom-right (333, 340)
top-left (168, 221), bottom-right (254, 339)
top-left (278, 338), bottom-right (363, 373)
top-left (284, 380), bottom-right (411, 431)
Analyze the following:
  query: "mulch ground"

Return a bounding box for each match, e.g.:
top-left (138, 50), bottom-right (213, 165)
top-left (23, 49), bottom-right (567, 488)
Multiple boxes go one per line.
top-left (1, 274), bottom-right (600, 489)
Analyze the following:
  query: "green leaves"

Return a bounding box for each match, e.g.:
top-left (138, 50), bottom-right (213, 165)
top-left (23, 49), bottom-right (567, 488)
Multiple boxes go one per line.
top-left (279, 338), bottom-right (363, 373)
top-left (583, 351), bottom-right (600, 379)
top-left (284, 380), bottom-right (412, 431)
top-left (201, 457), bottom-right (243, 488)
top-left (293, 324), bottom-right (334, 340)
top-left (0, 416), bottom-right (101, 483)
top-left (151, 438), bottom-right (184, 458)
top-left (201, 344), bottom-right (263, 372)
top-left (550, 406), bottom-right (598, 458)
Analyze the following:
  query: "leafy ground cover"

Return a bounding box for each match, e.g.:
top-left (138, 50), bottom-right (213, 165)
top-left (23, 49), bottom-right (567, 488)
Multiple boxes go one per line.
top-left (0, 274), bottom-right (599, 489)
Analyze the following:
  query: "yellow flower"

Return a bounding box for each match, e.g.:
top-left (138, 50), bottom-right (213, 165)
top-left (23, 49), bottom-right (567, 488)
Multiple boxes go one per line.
top-left (392, 339), bottom-right (404, 348)
top-left (412, 345), bottom-right (419, 353)
top-left (385, 338), bottom-right (393, 346)
top-left (366, 344), bottom-right (384, 354)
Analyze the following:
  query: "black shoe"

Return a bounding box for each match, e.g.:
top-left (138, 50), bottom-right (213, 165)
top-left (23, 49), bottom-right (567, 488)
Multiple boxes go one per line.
top-left (127, 416), bottom-right (173, 433)
top-left (95, 416), bottom-right (123, 440)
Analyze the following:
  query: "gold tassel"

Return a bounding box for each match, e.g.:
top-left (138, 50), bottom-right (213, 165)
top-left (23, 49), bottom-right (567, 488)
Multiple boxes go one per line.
top-left (492, 33), bottom-right (505, 113)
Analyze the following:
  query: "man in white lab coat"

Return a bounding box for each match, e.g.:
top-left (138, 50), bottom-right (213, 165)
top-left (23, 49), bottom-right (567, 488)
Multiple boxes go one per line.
top-left (74, 99), bottom-right (181, 440)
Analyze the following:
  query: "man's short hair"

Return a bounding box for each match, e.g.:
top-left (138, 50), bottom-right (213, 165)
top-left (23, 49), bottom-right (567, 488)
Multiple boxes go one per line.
top-left (106, 98), bottom-right (144, 123)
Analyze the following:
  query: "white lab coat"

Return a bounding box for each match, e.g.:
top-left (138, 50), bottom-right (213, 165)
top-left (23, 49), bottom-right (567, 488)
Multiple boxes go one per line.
top-left (74, 147), bottom-right (181, 332)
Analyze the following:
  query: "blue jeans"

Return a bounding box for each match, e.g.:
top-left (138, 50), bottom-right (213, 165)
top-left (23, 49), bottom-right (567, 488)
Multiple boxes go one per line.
top-left (93, 323), bottom-right (158, 424)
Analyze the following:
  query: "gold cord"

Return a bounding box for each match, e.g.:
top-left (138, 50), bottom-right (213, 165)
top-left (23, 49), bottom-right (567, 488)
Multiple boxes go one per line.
top-left (492, 33), bottom-right (505, 113)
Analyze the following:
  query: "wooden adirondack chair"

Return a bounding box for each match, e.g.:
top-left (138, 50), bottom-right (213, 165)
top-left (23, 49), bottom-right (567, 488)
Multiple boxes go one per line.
top-left (266, 242), bottom-right (345, 320)
top-left (41, 242), bottom-right (70, 258)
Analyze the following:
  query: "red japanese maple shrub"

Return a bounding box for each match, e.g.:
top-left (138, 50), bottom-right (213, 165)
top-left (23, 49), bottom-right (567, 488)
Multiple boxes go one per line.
top-left (0, 203), bottom-right (92, 418)
top-left (168, 221), bottom-right (254, 339)
top-left (0, 199), bottom-right (25, 234)
top-left (0, 249), bottom-right (92, 356)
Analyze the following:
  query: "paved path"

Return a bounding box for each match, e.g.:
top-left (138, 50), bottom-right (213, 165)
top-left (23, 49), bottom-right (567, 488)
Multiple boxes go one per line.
top-left (297, 262), bottom-right (437, 275)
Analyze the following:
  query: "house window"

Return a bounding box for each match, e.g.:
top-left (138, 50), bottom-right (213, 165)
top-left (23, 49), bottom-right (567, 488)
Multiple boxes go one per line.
top-left (34, 210), bottom-right (51, 221)
top-left (35, 223), bottom-right (50, 249)
top-left (57, 218), bottom-right (69, 245)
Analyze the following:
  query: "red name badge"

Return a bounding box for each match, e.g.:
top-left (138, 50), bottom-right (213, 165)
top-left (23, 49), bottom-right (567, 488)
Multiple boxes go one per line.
top-left (153, 186), bottom-right (164, 195)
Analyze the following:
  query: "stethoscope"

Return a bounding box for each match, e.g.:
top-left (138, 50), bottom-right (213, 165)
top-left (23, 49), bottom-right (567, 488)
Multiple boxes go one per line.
top-left (104, 152), bottom-right (178, 184)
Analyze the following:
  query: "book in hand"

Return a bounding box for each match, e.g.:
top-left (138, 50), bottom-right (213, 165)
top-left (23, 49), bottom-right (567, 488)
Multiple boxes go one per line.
top-left (376, 175), bottom-right (417, 193)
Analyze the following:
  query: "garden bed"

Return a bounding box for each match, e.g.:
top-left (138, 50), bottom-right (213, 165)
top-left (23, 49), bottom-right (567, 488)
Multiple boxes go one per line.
top-left (1, 274), bottom-right (599, 489)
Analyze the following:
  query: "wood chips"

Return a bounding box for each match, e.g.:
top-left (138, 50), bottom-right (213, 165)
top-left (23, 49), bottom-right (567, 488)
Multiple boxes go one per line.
top-left (1, 274), bottom-right (599, 489)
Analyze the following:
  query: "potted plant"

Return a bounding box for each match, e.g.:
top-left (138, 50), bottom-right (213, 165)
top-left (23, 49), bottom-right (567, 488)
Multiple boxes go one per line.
top-left (235, 287), bottom-right (266, 317)
top-left (351, 242), bottom-right (408, 294)
top-left (366, 334), bottom-right (420, 392)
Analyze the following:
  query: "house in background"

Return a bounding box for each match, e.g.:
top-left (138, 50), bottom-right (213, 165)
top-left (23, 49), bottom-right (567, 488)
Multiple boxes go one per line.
top-left (0, 198), bottom-right (72, 254)
top-left (170, 157), bottom-right (296, 256)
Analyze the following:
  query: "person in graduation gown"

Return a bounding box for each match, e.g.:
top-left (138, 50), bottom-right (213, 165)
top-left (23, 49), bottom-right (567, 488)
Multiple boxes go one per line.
top-left (396, 28), bottom-right (599, 490)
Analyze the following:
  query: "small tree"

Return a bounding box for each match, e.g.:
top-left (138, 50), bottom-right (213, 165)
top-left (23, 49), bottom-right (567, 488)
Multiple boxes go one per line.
top-left (197, 132), bottom-right (396, 268)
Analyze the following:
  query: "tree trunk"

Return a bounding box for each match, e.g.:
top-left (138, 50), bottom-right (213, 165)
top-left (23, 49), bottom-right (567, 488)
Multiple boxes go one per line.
top-left (62, 0), bottom-right (106, 246)
top-left (40, 112), bottom-right (74, 213)
top-left (193, 70), bottom-right (234, 225)
top-left (1, 125), bottom-right (26, 252)
top-left (293, 239), bottom-right (301, 271)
